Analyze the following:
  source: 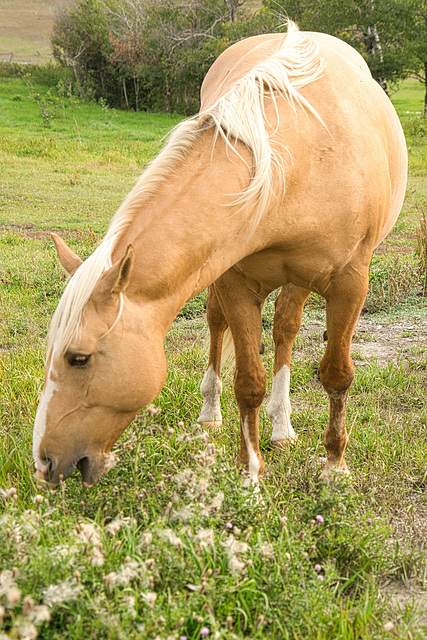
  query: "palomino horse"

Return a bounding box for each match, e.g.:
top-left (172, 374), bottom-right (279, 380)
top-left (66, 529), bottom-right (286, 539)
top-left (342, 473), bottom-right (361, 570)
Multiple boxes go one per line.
top-left (33, 23), bottom-right (407, 488)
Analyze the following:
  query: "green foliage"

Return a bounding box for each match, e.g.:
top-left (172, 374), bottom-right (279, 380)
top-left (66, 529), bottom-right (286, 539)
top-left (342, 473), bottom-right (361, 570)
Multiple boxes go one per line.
top-left (416, 210), bottom-right (427, 294)
top-left (405, 116), bottom-right (427, 139)
top-left (263, 0), bottom-right (425, 93)
top-left (365, 254), bottom-right (421, 313)
top-left (50, 0), bottom-right (272, 114)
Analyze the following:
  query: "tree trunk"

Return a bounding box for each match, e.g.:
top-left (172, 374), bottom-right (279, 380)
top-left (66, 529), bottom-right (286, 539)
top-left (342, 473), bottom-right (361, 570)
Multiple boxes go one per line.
top-left (365, 25), bottom-right (389, 95)
top-left (134, 77), bottom-right (139, 112)
top-left (424, 63), bottom-right (427, 118)
top-left (123, 77), bottom-right (129, 109)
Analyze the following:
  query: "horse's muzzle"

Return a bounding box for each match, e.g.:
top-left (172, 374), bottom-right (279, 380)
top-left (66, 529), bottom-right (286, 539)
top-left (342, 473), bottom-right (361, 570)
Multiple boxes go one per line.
top-left (35, 451), bottom-right (119, 489)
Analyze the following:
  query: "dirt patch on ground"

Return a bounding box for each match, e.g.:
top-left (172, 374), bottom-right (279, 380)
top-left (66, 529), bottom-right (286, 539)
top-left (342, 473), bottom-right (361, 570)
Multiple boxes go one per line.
top-left (353, 317), bottom-right (427, 366)
top-left (0, 222), bottom-right (51, 240)
top-left (297, 316), bottom-right (427, 367)
top-left (381, 579), bottom-right (427, 630)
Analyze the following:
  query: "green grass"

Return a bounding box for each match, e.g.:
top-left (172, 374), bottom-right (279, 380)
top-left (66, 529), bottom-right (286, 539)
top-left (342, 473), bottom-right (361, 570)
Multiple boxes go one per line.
top-left (1, 73), bottom-right (427, 639)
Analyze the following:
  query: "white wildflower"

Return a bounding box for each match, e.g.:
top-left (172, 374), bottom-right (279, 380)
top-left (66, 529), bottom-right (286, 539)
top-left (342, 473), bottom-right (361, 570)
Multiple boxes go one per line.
top-left (103, 572), bottom-right (118, 589)
top-left (22, 596), bottom-right (35, 615)
top-left (75, 523), bottom-right (101, 546)
top-left (0, 487), bottom-right (17, 501)
top-left (196, 477), bottom-right (209, 494)
top-left (160, 529), bottom-right (183, 549)
top-left (0, 570), bottom-right (15, 597)
top-left (14, 620), bottom-right (38, 640)
top-left (207, 491), bottom-right (224, 513)
top-left (170, 505), bottom-right (193, 523)
top-left (196, 529), bottom-right (215, 549)
top-left (43, 579), bottom-right (83, 607)
top-left (223, 535), bottom-right (250, 556)
top-left (116, 559), bottom-right (139, 585)
top-left (122, 595), bottom-right (137, 619)
top-left (143, 591), bottom-right (157, 610)
top-left (90, 546), bottom-right (105, 567)
top-left (6, 586), bottom-right (22, 606)
top-left (75, 522), bottom-right (105, 566)
top-left (222, 534), bottom-right (251, 575)
top-left (28, 605), bottom-right (51, 624)
top-left (228, 555), bottom-right (247, 575)
top-left (141, 531), bottom-right (152, 551)
top-left (260, 544), bottom-right (274, 559)
top-left (174, 468), bottom-right (195, 488)
top-left (147, 404), bottom-right (161, 417)
top-left (106, 519), bottom-right (123, 537)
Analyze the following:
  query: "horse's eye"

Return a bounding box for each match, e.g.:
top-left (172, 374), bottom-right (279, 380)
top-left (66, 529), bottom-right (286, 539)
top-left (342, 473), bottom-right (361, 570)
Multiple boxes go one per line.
top-left (69, 354), bottom-right (92, 367)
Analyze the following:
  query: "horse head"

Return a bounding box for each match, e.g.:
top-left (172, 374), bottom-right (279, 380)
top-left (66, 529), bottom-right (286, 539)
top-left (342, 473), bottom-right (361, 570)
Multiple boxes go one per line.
top-left (33, 235), bottom-right (166, 488)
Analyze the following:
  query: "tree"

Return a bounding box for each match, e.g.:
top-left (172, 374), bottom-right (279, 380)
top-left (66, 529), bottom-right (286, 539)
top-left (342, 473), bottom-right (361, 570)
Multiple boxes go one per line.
top-left (403, 0), bottom-right (427, 116)
top-left (51, 0), bottom-right (271, 113)
top-left (51, 0), bottom-right (119, 103)
top-left (263, 0), bottom-right (413, 91)
top-left (109, 30), bottom-right (147, 109)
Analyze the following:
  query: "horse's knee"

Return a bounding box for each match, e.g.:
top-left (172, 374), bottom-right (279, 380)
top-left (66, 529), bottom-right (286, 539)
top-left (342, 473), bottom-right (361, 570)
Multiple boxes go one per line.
top-left (234, 367), bottom-right (266, 410)
top-left (319, 357), bottom-right (354, 396)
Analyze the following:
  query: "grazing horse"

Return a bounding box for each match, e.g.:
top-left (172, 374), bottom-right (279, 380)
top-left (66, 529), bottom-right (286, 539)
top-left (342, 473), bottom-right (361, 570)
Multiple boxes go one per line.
top-left (33, 23), bottom-right (407, 488)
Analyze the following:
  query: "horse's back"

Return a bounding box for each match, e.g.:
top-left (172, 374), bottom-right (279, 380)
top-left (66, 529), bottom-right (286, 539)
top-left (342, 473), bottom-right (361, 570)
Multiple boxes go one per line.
top-left (200, 30), bottom-right (371, 111)
top-left (200, 29), bottom-right (407, 252)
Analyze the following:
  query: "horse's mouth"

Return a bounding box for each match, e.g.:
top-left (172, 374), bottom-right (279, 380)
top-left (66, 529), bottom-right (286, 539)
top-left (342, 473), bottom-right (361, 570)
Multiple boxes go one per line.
top-left (36, 452), bottom-right (119, 489)
top-left (76, 457), bottom-right (92, 487)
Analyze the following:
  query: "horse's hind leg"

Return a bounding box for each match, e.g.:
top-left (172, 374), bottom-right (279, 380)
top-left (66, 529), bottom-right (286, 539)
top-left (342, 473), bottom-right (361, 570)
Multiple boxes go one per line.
top-left (267, 284), bottom-right (310, 448)
top-left (319, 270), bottom-right (368, 480)
top-left (198, 286), bottom-right (228, 428)
top-left (213, 268), bottom-right (269, 482)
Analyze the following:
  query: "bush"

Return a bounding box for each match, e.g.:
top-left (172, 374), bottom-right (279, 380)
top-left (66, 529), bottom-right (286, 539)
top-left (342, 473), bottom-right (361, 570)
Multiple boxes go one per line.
top-left (404, 115), bottom-right (427, 140)
top-left (50, 0), bottom-right (273, 114)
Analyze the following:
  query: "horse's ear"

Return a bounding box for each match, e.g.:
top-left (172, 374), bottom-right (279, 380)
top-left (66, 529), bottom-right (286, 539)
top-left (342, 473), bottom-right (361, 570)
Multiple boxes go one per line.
top-left (51, 233), bottom-right (83, 276)
top-left (97, 244), bottom-right (135, 300)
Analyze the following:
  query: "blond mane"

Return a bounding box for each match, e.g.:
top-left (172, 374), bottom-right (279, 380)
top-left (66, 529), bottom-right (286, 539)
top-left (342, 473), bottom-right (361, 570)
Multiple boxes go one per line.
top-left (48, 22), bottom-right (324, 357)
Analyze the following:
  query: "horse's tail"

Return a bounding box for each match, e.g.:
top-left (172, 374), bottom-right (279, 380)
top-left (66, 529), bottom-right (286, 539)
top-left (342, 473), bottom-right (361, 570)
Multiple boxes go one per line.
top-left (221, 327), bottom-right (235, 364)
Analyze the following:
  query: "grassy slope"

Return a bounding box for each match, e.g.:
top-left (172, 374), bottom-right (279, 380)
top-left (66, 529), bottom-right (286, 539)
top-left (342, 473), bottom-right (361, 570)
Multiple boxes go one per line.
top-left (0, 0), bottom-right (59, 64)
top-left (1, 74), bottom-right (427, 639)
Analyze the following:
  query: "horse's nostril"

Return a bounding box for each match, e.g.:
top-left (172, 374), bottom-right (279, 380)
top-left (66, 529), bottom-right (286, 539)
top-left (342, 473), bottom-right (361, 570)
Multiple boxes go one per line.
top-left (40, 453), bottom-right (56, 475)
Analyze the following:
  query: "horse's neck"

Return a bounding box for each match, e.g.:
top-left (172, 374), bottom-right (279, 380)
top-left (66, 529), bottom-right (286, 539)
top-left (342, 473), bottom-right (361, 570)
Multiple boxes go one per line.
top-left (113, 131), bottom-right (259, 332)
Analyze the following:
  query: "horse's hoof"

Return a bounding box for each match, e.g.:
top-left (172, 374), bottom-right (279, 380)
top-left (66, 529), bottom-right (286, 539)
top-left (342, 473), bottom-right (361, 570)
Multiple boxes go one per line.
top-left (319, 463), bottom-right (350, 485)
top-left (270, 436), bottom-right (298, 449)
top-left (198, 420), bottom-right (222, 428)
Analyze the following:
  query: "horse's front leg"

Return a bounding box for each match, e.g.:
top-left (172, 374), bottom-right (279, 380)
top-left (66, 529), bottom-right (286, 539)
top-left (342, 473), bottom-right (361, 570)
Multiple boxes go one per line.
top-left (267, 284), bottom-right (310, 448)
top-left (198, 286), bottom-right (227, 428)
top-left (214, 269), bottom-right (268, 483)
top-left (319, 269), bottom-right (369, 480)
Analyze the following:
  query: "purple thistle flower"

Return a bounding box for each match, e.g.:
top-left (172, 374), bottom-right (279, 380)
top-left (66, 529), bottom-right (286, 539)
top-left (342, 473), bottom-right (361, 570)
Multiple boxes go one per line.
top-left (200, 627), bottom-right (210, 637)
top-left (315, 514), bottom-right (324, 524)
top-left (314, 564), bottom-right (321, 572)
top-left (180, 636), bottom-right (187, 640)
top-left (317, 574), bottom-right (324, 582)
top-left (225, 522), bottom-right (233, 530)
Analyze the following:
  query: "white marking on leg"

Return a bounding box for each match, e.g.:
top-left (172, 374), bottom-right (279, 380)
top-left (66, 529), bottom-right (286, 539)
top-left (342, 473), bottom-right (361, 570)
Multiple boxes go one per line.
top-left (33, 364), bottom-right (58, 472)
top-left (198, 365), bottom-right (222, 425)
top-left (242, 417), bottom-right (260, 484)
top-left (267, 365), bottom-right (297, 442)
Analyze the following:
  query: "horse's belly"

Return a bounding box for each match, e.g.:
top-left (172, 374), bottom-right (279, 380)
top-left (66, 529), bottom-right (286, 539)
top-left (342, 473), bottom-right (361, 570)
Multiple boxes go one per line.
top-left (235, 247), bottom-right (328, 292)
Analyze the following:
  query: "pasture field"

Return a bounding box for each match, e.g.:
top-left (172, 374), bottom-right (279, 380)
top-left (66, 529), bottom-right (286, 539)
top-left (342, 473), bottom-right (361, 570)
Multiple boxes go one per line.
top-left (1, 72), bottom-right (427, 639)
top-left (0, 0), bottom-right (60, 64)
